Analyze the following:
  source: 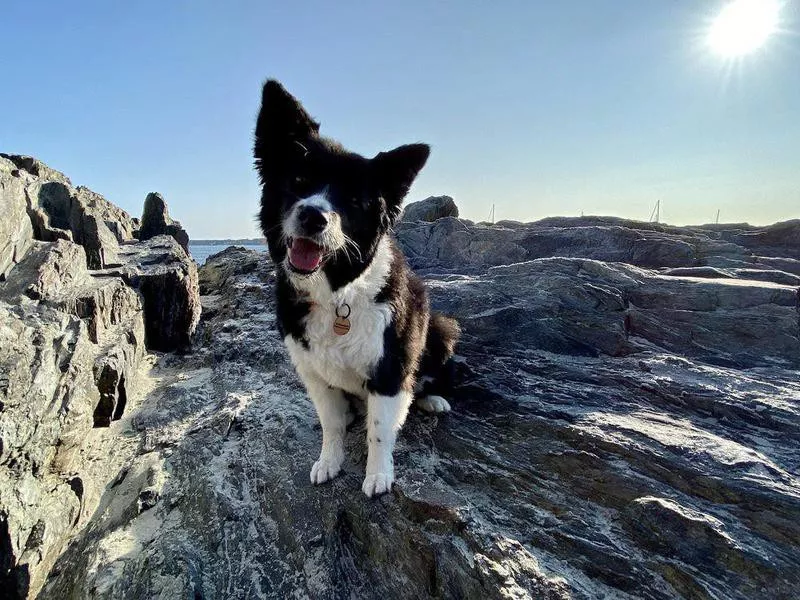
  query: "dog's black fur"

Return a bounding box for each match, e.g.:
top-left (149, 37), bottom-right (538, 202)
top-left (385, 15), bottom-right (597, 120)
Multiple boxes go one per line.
top-left (254, 80), bottom-right (458, 397)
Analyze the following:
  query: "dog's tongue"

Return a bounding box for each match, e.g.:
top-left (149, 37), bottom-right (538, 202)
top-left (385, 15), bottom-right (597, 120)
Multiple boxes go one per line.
top-left (289, 238), bottom-right (324, 271)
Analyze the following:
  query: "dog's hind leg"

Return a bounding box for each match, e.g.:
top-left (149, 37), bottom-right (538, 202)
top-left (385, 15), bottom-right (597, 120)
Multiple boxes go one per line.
top-left (414, 313), bottom-right (460, 413)
top-left (415, 394), bottom-right (451, 413)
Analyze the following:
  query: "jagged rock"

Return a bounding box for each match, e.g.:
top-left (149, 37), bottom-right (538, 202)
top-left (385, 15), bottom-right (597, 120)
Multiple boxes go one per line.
top-left (0, 156), bottom-right (198, 599)
top-left (42, 240), bottom-right (800, 599)
top-left (401, 195), bottom-right (459, 222)
top-left (99, 236), bottom-right (201, 352)
top-left (137, 192), bottom-right (190, 254)
top-left (0, 306), bottom-right (142, 597)
top-left (4, 160), bottom-right (799, 598)
top-left (1, 154), bottom-right (138, 269)
top-left (0, 157), bottom-right (34, 280)
top-left (727, 219), bottom-right (800, 259)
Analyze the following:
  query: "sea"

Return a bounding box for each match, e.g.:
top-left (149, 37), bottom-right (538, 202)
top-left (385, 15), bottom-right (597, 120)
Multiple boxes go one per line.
top-left (188, 242), bottom-right (268, 265)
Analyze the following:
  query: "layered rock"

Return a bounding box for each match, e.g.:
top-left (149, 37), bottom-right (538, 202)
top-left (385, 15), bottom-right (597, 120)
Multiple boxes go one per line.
top-left (0, 155), bottom-right (199, 598)
top-left (1, 154), bottom-right (138, 269)
top-left (4, 162), bottom-right (799, 600)
top-left (396, 215), bottom-right (800, 279)
top-left (42, 221), bottom-right (800, 598)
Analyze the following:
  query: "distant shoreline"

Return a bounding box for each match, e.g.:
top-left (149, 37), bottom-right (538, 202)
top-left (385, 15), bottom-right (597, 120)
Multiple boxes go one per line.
top-left (189, 239), bottom-right (266, 246)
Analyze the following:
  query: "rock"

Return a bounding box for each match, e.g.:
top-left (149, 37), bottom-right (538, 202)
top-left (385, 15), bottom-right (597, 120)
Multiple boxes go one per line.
top-left (4, 162), bottom-right (799, 598)
top-left (0, 248), bottom-right (146, 597)
top-left (137, 192), bottom-right (190, 254)
top-left (97, 236), bottom-right (201, 353)
top-left (42, 238), bottom-right (800, 599)
top-left (1, 154), bottom-right (138, 269)
top-left (396, 216), bottom-right (800, 283)
top-left (728, 220), bottom-right (800, 259)
top-left (0, 157), bottom-right (34, 280)
top-left (0, 156), bottom-right (198, 598)
top-left (401, 195), bottom-right (459, 222)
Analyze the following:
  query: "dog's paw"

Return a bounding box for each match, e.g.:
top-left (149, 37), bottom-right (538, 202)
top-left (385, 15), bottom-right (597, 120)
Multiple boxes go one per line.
top-left (416, 395), bottom-right (451, 413)
top-left (310, 455), bottom-right (343, 485)
top-left (361, 472), bottom-right (394, 497)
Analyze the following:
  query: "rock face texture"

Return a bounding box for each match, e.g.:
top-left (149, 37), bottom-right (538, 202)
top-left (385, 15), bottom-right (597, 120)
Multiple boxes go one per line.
top-left (137, 192), bottom-right (190, 254)
top-left (0, 155), bottom-right (199, 599)
top-left (41, 215), bottom-right (800, 599)
top-left (401, 195), bottom-right (460, 223)
top-left (2, 158), bottom-right (799, 600)
top-left (396, 215), bottom-right (800, 280)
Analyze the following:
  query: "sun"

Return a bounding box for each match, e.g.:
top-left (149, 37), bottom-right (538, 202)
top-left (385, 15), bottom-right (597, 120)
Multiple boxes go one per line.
top-left (708, 0), bottom-right (781, 56)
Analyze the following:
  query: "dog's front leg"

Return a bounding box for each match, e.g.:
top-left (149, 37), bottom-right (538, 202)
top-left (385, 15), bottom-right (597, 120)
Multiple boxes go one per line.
top-left (362, 391), bottom-right (412, 497)
top-left (299, 370), bottom-right (350, 485)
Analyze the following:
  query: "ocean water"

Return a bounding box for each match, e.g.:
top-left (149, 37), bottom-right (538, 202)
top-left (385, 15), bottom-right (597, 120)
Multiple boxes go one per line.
top-left (189, 243), bottom-right (268, 265)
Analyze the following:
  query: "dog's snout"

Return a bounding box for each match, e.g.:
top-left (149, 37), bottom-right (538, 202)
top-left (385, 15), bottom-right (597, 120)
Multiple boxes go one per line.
top-left (297, 205), bottom-right (328, 234)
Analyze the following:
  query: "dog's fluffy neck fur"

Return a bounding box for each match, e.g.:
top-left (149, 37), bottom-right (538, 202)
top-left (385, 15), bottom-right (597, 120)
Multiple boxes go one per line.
top-left (290, 234), bottom-right (394, 309)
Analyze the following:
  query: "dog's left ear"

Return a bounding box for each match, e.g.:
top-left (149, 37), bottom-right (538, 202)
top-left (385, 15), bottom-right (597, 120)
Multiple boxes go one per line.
top-left (254, 80), bottom-right (320, 178)
top-left (372, 143), bottom-right (430, 222)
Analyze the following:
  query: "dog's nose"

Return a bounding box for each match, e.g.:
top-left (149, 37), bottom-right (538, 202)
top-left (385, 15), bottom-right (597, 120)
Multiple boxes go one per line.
top-left (297, 205), bottom-right (328, 234)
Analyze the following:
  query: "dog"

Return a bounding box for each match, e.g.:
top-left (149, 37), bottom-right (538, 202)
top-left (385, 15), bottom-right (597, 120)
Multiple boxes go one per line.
top-left (253, 80), bottom-right (459, 497)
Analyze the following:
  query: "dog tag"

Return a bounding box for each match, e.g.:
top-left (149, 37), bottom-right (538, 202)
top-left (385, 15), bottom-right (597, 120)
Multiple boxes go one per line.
top-left (333, 303), bottom-right (351, 336)
top-left (333, 316), bottom-right (351, 336)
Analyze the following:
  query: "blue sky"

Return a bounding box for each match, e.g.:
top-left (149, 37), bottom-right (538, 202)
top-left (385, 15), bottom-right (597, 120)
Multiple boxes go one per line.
top-left (2, 1), bottom-right (798, 237)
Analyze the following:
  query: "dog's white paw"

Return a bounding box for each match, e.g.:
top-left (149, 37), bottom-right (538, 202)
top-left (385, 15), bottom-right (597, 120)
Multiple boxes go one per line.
top-left (416, 395), bottom-right (451, 413)
top-left (362, 472), bottom-right (394, 497)
top-left (310, 455), bottom-right (343, 485)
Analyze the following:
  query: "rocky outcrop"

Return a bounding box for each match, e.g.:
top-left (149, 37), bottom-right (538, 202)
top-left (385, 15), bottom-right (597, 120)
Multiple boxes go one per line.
top-left (397, 215), bottom-right (800, 279)
top-left (4, 163), bottom-right (799, 600)
top-left (1, 154), bottom-right (139, 269)
top-left (401, 195), bottom-right (459, 223)
top-left (0, 155), bottom-right (199, 598)
top-left (137, 192), bottom-right (190, 254)
top-left (41, 214), bottom-right (800, 599)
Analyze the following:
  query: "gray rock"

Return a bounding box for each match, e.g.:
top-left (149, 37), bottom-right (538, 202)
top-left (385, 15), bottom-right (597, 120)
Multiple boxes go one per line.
top-left (396, 216), bottom-right (800, 284)
top-left (401, 195), bottom-right (459, 222)
top-left (0, 157), bottom-right (200, 598)
top-left (99, 236), bottom-right (201, 352)
top-left (4, 166), bottom-right (799, 598)
top-left (137, 192), bottom-right (190, 254)
top-left (0, 242), bottom-right (146, 598)
top-left (0, 155), bottom-right (138, 270)
top-left (0, 157), bottom-right (34, 280)
top-left (42, 242), bottom-right (800, 600)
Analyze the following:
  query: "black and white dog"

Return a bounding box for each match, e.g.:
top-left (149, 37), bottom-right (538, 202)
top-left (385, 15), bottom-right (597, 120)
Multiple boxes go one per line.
top-left (253, 80), bottom-right (459, 497)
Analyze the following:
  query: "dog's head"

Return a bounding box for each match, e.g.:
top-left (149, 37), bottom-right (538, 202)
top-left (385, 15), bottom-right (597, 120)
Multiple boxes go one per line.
top-left (254, 80), bottom-right (429, 287)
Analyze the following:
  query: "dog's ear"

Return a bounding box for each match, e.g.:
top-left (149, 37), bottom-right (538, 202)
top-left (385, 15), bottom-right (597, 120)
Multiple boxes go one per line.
top-left (254, 80), bottom-right (320, 176)
top-left (372, 143), bottom-right (430, 222)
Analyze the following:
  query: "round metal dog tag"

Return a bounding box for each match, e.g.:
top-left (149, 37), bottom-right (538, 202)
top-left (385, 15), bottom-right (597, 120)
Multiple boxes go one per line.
top-left (334, 303), bottom-right (351, 336)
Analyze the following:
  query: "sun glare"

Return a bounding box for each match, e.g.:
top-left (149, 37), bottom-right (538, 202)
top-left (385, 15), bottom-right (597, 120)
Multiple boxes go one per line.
top-left (708, 0), bottom-right (781, 56)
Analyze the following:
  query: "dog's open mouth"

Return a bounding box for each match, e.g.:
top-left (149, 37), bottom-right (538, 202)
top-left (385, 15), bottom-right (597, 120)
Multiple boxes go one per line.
top-left (287, 237), bottom-right (325, 273)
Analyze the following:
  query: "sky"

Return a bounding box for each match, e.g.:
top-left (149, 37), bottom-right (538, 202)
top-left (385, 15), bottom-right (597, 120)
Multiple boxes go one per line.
top-left (1, 1), bottom-right (799, 238)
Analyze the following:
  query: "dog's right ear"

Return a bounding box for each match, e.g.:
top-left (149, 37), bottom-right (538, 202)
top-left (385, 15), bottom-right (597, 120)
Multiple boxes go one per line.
top-left (254, 80), bottom-right (320, 176)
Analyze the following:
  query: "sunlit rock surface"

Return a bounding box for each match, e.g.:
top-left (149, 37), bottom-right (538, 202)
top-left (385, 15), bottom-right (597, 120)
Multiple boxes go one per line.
top-left (0, 155), bottom-right (199, 598)
top-left (3, 156), bottom-right (798, 599)
top-left (45, 222), bottom-right (800, 598)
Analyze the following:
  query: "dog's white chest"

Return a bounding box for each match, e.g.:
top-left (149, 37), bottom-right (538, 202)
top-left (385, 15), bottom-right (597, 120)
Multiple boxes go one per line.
top-left (286, 300), bottom-right (391, 396)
